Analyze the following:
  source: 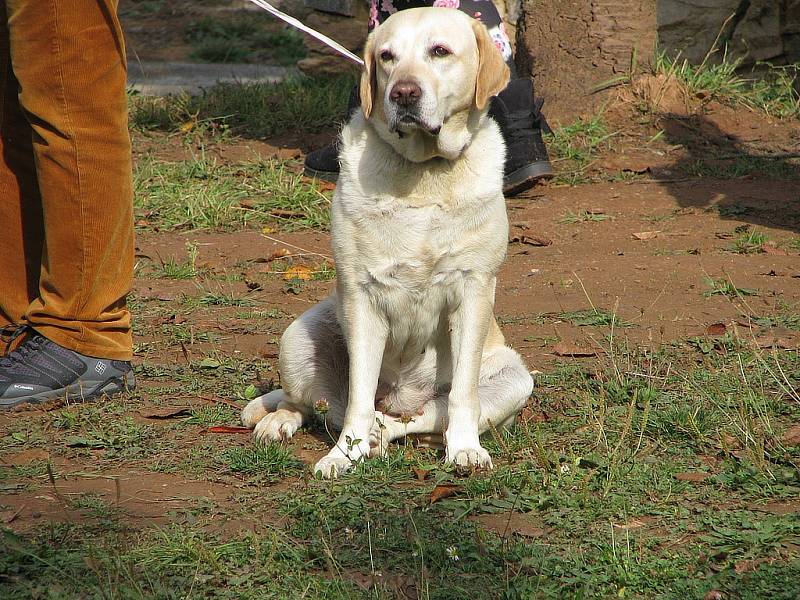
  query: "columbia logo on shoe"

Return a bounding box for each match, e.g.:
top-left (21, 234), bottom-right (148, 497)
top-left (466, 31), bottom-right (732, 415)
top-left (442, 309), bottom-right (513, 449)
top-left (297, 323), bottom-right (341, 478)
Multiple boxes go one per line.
top-left (95, 362), bottom-right (107, 375)
top-left (11, 384), bottom-right (35, 391)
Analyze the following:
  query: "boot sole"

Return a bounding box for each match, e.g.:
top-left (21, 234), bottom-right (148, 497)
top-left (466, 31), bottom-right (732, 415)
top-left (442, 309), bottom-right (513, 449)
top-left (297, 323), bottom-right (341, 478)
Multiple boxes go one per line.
top-left (0, 371), bottom-right (136, 411)
top-left (503, 161), bottom-right (554, 196)
top-left (303, 165), bottom-right (339, 184)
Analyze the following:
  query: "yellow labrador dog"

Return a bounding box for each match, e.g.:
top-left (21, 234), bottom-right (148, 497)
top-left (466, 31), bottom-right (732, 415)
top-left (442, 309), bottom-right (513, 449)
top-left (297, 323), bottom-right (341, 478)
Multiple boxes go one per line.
top-left (241, 7), bottom-right (533, 478)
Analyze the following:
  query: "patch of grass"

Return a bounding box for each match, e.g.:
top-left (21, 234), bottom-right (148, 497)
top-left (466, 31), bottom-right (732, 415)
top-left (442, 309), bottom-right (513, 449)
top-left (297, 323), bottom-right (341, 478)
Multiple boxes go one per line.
top-left (2, 344), bottom-right (800, 598)
top-left (559, 308), bottom-right (630, 327)
top-left (134, 156), bottom-right (330, 231)
top-left (183, 404), bottom-right (238, 427)
top-left (222, 443), bottom-right (303, 481)
top-left (160, 323), bottom-right (220, 344)
top-left (727, 228), bottom-right (769, 254)
top-left (685, 155), bottom-right (800, 180)
top-left (149, 242), bottom-right (203, 280)
top-left (559, 209), bottom-right (613, 224)
top-left (545, 114), bottom-right (617, 185)
top-left (704, 277), bottom-right (758, 298)
top-left (185, 17), bottom-right (306, 65)
top-left (235, 308), bottom-right (291, 320)
top-left (129, 75), bottom-right (354, 138)
top-left (186, 290), bottom-right (257, 308)
top-left (754, 313), bottom-right (800, 331)
top-left (53, 411), bottom-right (159, 460)
top-left (655, 51), bottom-right (800, 119)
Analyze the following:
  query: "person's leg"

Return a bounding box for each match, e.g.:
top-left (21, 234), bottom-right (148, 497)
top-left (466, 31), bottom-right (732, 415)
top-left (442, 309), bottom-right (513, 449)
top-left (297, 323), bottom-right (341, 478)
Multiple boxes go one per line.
top-left (0, 0), bottom-right (135, 409)
top-left (0, 2), bottom-right (43, 335)
top-left (4, 0), bottom-right (134, 360)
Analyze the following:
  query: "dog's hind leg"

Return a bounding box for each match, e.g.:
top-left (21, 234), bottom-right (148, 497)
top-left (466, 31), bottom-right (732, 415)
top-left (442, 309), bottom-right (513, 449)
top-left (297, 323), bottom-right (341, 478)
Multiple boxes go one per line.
top-left (242, 296), bottom-right (350, 443)
top-left (370, 347), bottom-right (533, 458)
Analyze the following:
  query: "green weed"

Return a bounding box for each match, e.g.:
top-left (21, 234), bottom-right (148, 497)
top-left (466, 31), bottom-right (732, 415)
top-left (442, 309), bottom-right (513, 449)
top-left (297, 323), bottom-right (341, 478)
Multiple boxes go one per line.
top-left (185, 17), bottom-right (306, 65)
top-left (559, 308), bottom-right (630, 327)
top-left (559, 210), bottom-right (613, 224)
top-left (704, 277), bottom-right (758, 298)
top-left (222, 443), bottom-right (303, 481)
top-left (655, 51), bottom-right (800, 119)
top-left (134, 156), bottom-right (330, 231)
top-left (129, 75), bottom-right (354, 139)
top-left (545, 114), bottom-right (617, 185)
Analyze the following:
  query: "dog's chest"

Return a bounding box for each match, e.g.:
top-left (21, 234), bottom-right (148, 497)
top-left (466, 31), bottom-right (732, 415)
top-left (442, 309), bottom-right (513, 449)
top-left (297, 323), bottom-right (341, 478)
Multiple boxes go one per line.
top-left (356, 203), bottom-right (470, 294)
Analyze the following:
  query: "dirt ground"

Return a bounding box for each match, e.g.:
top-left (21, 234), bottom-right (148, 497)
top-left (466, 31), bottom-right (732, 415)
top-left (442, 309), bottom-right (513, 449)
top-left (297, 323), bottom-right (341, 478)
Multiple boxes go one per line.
top-left (2, 74), bottom-right (799, 532)
top-left (1, 6), bottom-right (799, 596)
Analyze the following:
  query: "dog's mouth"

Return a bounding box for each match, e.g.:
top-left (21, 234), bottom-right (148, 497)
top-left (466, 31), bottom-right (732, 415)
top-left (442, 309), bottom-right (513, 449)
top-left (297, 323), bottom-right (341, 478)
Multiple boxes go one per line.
top-left (390, 113), bottom-right (442, 136)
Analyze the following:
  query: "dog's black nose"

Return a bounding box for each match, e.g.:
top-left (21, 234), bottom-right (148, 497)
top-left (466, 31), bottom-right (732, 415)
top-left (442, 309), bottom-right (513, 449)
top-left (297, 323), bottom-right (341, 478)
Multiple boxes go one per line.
top-left (390, 81), bottom-right (421, 106)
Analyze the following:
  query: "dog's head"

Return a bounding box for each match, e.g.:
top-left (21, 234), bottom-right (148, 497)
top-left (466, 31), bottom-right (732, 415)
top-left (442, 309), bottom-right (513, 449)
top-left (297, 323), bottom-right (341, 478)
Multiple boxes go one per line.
top-left (359, 8), bottom-right (509, 162)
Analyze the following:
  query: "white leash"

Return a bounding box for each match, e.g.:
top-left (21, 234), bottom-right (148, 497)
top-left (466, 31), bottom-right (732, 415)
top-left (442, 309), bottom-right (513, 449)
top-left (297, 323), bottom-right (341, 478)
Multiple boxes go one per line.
top-left (245, 0), bottom-right (365, 66)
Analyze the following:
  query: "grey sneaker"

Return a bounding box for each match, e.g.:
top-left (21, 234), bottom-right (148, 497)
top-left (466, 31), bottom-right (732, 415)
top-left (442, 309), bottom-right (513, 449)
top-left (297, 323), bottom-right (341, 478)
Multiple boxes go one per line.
top-left (0, 330), bottom-right (135, 410)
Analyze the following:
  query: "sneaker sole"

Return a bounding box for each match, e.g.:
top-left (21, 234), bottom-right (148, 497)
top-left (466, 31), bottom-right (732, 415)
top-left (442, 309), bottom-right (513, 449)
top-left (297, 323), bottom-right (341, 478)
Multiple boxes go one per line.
top-left (303, 165), bottom-right (339, 183)
top-left (503, 161), bottom-right (554, 196)
top-left (0, 371), bottom-right (136, 411)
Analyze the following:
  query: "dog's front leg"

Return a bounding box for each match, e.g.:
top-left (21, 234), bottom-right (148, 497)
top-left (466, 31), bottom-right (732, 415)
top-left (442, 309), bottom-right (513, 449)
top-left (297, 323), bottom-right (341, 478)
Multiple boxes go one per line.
top-left (314, 291), bottom-right (387, 479)
top-left (445, 275), bottom-right (494, 469)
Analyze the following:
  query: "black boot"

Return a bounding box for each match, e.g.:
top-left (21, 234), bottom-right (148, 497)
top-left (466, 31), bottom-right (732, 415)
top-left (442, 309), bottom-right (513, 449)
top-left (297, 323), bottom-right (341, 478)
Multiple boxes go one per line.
top-left (303, 86), bottom-right (360, 182)
top-left (490, 78), bottom-right (554, 196)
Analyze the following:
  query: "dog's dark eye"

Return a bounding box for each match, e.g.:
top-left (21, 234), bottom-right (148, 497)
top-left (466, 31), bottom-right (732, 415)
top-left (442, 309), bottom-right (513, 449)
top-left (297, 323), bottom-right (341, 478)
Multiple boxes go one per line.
top-left (430, 45), bottom-right (451, 58)
top-left (379, 49), bottom-right (395, 62)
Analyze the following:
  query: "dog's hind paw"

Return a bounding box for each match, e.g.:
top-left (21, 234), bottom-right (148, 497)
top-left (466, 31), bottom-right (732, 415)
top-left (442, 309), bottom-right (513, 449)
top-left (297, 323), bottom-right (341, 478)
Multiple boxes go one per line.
top-left (253, 409), bottom-right (302, 442)
top-left (241, 390), bottom-right (287, 428)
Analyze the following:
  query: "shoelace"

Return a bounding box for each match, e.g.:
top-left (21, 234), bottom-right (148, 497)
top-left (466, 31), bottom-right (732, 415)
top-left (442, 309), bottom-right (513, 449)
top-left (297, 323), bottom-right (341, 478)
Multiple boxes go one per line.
top-left (1, 324), bottom-right (29, 352)
top-left (0, 329), bottom-right (46, 370)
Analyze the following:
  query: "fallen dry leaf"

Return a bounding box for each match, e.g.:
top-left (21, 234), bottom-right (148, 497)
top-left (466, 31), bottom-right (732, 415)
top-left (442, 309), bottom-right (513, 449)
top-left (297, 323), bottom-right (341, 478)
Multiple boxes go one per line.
top-left (207, 426), bottom-right (252, 434)
top-left (632, 230), bottom-right (661, 241)
top-left (704, 591), bottom-right (724, 600)
top-left (706, 323), bottom-right (727, 335)
top-left (552, 342), bottom-right (597, 357)
top-left (674, 472), bottom-right (712, 483)
top-left (283, 265), bottom-right (314, 281)
top-left (140, 407), bottom-right (192, 420)
top-left (781, 423), bottom-right (800, 446)
top-left (412, 468), bottom-right (430, 481)
top-left (429, 484), bottom-right (461, 504)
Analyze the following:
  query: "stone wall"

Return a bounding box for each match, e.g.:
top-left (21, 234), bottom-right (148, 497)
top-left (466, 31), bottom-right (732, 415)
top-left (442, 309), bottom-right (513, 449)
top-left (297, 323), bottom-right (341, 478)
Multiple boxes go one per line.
top-left (657, 0), bottom-right (800, 66)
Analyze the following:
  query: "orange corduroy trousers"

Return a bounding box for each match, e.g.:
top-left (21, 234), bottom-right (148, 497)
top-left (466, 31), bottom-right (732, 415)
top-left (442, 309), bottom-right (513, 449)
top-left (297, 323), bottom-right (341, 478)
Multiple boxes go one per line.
top-left (0, 0), bottom-right (134, 360)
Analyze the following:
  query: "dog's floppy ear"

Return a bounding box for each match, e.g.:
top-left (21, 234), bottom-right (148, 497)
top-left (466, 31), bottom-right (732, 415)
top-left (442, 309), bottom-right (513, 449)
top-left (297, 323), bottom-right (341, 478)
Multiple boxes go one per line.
top-left (359, 32), bottom-right (378, 119)
top-left (472, 20), bottom-right (510, 110)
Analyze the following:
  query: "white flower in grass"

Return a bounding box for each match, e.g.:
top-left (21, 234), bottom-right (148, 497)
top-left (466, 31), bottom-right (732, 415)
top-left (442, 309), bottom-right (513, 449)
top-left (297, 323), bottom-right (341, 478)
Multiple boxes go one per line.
top-left (446, 546), bottom-right (460, 562)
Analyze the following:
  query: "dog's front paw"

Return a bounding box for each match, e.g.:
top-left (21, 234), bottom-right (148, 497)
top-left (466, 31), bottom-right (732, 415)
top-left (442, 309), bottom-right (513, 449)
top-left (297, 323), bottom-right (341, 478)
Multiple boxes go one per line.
top-left (314, 437), bottom-right (371, 478)
top-left (446, 444), bottom-right (494, 471)
top-left (313, 453), bottom-right (355, 479)
top-left (253, 409), bottom-right (302, 442)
